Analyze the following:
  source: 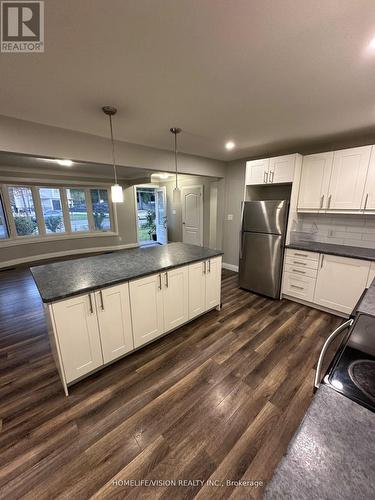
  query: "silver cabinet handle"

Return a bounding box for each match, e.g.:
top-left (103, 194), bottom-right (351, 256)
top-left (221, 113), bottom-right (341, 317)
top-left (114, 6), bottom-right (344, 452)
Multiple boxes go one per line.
top-left (293, 260), bottom-right (307, 266)
top-left (327, 194), bottom-right (332, 209)
top-left (165, 272), bottom-right (169, 288)
top-left (294, 253), bottom-right (308, 257)
top-left (314, 319), bottom-right (353, 390)
top-left (203, 261), bottom-right (207, 274)
top-left (264, 171), bottom-right (268, 183)
top-left (269, 171), bottom-right (274, 183)
top-left (99, 290), bottom-right (104, 310)
top-left (320, 195), bottom-right (324, 209)
top-left (292, 268), bottom-right (306, 274)
top-left (88, 293), bottom-right (94, 314)
top-left (208, 260), bottom-right (211, 273)
top-left (158, 273), bottom-right (162, 290)
top-left (291, 284), bottom-right (304, 290)
top-left (320, 255), bottom-right (325, 269)
top-left (364, 193), bottom-right (369, 211)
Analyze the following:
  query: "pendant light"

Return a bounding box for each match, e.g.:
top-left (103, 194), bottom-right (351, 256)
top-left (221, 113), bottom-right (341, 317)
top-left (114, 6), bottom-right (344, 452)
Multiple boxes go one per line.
top-left (102, 106), bottom-right (124, 203)
top-left (170, 127), bottom-right (182, 205)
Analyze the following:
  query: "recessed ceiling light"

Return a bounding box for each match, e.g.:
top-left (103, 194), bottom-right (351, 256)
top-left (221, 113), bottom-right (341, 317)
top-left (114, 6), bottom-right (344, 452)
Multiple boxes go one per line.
top-left (57, 159), bottom-right (73, 167)
top-left (225, 141), bottom-right (235, 150)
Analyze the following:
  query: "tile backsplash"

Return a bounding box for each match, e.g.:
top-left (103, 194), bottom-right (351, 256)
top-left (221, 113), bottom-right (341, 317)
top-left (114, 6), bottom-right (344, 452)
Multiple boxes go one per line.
top-left (290, 213), bottom-right (375, 249)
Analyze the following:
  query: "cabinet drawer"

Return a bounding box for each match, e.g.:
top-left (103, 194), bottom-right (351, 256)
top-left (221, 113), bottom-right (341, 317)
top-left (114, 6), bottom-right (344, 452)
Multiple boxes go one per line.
top-left (284, 263), bottom-right (317, 278)
top-left (283, 272), bottom-right (316, 302)
top-left (285, 256), bottom-right (319, 270)
top-left (286, 248), bottom-right (319, 262)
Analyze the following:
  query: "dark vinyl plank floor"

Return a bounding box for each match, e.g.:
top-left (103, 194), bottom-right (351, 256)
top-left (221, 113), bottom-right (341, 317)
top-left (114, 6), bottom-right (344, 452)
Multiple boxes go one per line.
top-left (0, 267), bottom-right (341, 499)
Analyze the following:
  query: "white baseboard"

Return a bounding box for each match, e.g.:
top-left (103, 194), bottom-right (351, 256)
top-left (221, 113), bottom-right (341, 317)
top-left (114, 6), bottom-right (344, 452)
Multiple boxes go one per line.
top-left (222, 262), bottom-right (239, 273)
top-left (0, 243), bottom-right (139, 269)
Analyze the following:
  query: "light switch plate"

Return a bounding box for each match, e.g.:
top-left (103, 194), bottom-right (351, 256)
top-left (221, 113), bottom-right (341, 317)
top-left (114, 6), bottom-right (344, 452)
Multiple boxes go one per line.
top-left (227, 214), bottom-right (233, 221)
top-left (172, 209), bottom-right (177, 215)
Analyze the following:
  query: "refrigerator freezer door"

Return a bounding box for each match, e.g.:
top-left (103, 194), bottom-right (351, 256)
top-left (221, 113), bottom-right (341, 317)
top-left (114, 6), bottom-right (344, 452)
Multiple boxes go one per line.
top-left (242, 200), bottom-right (289, 235)
top-left (239, 232), bottom-right (283, 298)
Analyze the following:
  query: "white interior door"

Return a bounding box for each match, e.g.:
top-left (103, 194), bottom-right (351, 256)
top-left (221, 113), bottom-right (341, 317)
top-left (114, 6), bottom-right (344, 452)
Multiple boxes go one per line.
top-left (181, 185), bottom-right (203, 246)
top-left (155, 187), bottom-right (167, 244)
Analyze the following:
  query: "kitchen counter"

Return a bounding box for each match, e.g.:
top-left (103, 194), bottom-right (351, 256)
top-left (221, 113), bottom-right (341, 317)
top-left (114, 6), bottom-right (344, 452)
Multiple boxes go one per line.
top-left (287, 241), bottom-right (375, 261)
top-left (263, 385), bottom-right (375, 500)
top-left (357, 285), bottom-right (375, 317)
top-left (31, 242), bottom-right (223, 303)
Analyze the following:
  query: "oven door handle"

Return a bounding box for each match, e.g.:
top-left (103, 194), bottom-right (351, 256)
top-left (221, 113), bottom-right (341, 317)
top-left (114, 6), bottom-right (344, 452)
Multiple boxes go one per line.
top-left (314, 318), bottom-right (354, 391)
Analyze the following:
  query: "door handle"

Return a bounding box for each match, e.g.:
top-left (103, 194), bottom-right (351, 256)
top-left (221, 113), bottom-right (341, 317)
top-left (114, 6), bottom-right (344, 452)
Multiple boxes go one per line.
top-left (327, 195), bottom-right (332, 209)
top-left (208, 260), bottom-right (211, 273)
top-left (293, 260), bottom-right (307, 266)
top-left (88, 293), bottom-right (94, 314)
top-left (203, 261), bottom-right (207, 274)
top-left (99, 290), bottom-right (104, 310)
top-left (320, 195), bottom-right (324, 209)
top-left (158, 273), bottom-right (162, 290)
top-left (320, 255), bottom-right (325, 269)
top-left (165, 272), bottom-right (169, 288)
top-left (269, 171), bottom-right (274, 183)
top-left (264, 171), bottom-right (268, 183)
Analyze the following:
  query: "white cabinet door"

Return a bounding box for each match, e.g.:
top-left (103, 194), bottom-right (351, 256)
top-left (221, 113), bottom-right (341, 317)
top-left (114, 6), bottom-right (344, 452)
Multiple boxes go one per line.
top-left (269, 154), bottom-right (295, 184)
top-left (205, 256), bottom-right (222, 309)
top-left (363, 146), bottom-right (375, 210)
top-left (314, 255), bottom-right (370, 314)
top-left (246, 158), bottom-right (270, 185)
top-left (163, 266), bottom-right (189, 332)
top-left (328, 146), bottom-right (371, 210)
top-left (129, 273), bottom-right (164, 348)
top-left (367, 262), bottom-right (375, 287)
top-left (95, 283), bottom-right (134, 364)
top-left (52, 294), bottom-right (103, 383)
top-left (188, 261), bottom-right (206, 319)
top-left (298, 152), bottom-right (333, 210)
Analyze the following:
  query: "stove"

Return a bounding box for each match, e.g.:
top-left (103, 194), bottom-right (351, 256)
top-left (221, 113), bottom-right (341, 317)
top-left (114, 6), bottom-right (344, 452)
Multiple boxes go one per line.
top-left (324, 313), bottom-right (375, 413)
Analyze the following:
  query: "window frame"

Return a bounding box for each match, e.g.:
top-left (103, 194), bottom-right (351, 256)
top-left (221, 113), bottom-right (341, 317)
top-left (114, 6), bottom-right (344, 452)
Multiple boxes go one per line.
top-left (0, 183), bottom-right (118, 247)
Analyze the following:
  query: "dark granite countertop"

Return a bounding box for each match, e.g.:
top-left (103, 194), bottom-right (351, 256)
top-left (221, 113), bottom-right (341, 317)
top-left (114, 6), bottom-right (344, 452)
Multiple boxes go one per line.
top-left (287, 241), bottom-right (375, 261)
top-left (30, 243), bottom-right (223, 303)
top-left (357, 286), bottom-right (375, 317)
top-left (264, 385), bottom-right (375, 500)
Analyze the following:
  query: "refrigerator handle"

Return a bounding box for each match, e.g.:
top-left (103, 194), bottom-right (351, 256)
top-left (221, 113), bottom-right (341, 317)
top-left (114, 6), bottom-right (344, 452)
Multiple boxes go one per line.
top-left (239, 202), bottom-right (245, 259)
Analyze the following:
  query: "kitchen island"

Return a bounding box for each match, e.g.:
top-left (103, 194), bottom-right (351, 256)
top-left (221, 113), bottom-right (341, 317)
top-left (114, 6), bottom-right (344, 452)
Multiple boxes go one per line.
top-left (31, 243), bottom-right (223, 395)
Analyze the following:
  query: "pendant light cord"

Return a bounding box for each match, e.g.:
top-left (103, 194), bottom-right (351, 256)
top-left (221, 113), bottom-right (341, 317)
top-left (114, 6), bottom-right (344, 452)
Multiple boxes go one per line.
top-left (108, 114), bottom-right (118, 185)
top-left (174, 132), bottom-right (178, 189)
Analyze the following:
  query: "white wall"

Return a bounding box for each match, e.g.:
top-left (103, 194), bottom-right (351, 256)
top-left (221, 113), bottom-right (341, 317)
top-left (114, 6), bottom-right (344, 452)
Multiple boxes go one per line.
top-left (0, 115), bottom-right (226, 178)
top-left (222, 160), bottom-right (246, 269)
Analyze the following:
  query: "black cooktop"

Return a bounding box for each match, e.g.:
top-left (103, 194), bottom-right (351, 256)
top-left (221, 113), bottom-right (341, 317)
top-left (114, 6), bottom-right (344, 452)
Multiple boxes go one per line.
top-left (326, 313), bottom-right (375, 413)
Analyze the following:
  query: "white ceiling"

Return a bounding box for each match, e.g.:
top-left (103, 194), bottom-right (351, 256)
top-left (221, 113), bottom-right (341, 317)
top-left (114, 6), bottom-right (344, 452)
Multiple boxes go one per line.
top-left (1, 0), bottom-right (375, 160)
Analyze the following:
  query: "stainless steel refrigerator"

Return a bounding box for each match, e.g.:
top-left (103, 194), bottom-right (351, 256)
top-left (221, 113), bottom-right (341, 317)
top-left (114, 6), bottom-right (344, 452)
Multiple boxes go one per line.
top-left (239, 200), bottom-right (289, 299)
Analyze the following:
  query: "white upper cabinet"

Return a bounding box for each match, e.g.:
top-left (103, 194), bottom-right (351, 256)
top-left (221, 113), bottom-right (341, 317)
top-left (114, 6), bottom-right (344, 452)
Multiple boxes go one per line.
top-left (52, 294), bottom-right (103, 383)
top-left (246, 158), bottom-right (270, 185)
top-left (163, 266), bottom-right (189, 332)
top-left (298, 152), bottom-right (333, 211)
top-left (246, 155), bottom-right (296, 185)
top-left (327, 146), bottom-right (371, 211)
top-left (269, 154), bottom-right (296, 184)
top-left (362, 146), bottom-right (375, 211)
top-left (95, 283), bottom-right (134, 364)
top-left (314, 254), bottom-right (370, 314)
top-left (129, 273), bottom-right (164, 348)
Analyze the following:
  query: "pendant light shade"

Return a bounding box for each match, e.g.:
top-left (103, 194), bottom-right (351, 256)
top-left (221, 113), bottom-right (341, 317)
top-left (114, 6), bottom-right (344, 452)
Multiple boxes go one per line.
top-left (102, 106), bottom-right (124, 203)
top-left (170, 127), bottom-right (182, 206)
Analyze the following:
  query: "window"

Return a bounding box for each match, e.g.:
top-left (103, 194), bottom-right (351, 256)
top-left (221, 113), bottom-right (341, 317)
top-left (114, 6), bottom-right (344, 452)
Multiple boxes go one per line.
top-left (90, 189), bottom-right (111, 231)
top-left (38, 187), bottom-right (65, 233)
top-left (0, 184), bottom-right (115, 243)
top-left (8, 186), bottom-right (39, 236)
top-left (0, 194), bottom-right (9, 239)
top-left (66, 188), bottom-right (89, 232)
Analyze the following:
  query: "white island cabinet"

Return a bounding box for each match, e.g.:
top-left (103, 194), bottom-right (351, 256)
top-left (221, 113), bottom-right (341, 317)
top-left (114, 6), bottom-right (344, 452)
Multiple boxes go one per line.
top-left (47, 255), bottom-right (222, 395)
